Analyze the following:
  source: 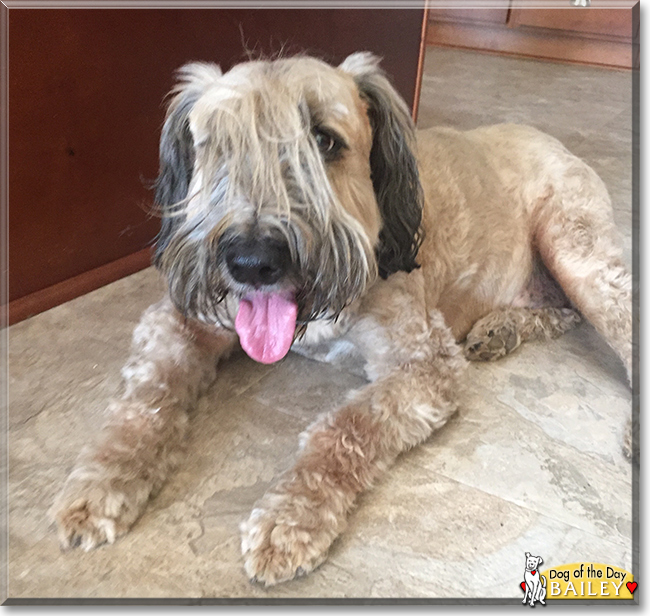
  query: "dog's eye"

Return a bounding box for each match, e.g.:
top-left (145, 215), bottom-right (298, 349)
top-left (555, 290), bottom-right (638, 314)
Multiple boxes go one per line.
top-left (315, 131), bottom-right (335, 152)
top-left (313, 128), bottom-right (345, 161)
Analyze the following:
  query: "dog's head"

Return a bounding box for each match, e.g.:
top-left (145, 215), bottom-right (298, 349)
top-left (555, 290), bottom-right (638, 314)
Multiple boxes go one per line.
top-left (153, 52), bottom-right (423, 363)
top-left (525, 553), bottom-right (543, 571)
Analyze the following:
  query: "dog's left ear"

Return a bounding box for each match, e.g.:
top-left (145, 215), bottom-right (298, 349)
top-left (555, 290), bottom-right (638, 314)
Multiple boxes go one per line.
top-left (537, 557), bottom-right (543, 566)
top-left (153, 62), bottom-right (222, 268)
top-left (340, 52), bottom-right (424, 279)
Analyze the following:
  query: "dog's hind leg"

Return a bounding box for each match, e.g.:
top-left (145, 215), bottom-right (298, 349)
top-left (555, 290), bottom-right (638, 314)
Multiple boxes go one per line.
top-left (535, 162), bottom-right (633, 458)
top-left (534, 164), bottom-right (632, 382)
top-left (241, 273), bottom-right (467, 585)
top-left (50, 297), bottom-right (237, 550)
top-left (464, 306), bottom-right (582, 361)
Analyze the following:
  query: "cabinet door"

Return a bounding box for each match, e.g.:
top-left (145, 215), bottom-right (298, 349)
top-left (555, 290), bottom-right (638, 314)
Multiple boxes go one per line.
top-left (509, 3), bottom-right (635, 41)
top-left (8, 8), bottom-right (426, 323)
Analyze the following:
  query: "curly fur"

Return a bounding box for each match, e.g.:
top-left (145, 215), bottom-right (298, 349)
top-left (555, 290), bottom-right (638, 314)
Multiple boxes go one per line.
top-left (51, 52), bottom-right (632, 586)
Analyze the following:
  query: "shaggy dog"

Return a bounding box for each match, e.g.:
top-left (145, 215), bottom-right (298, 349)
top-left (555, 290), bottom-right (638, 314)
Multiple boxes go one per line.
top-left (51, 53), bottom-right (632, 586)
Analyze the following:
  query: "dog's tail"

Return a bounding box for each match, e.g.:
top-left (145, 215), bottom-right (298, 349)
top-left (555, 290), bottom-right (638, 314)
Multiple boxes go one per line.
top-left (540, 575), bottom-right (547, 588)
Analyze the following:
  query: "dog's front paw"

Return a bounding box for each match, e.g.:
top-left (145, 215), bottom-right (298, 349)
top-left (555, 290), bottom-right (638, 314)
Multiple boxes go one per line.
top-left (240, 501), bottom-right (338, 586)
top-left (464, 319), bottom-right (520, 362)
top-left (50, 472), bottom-right (147, 551)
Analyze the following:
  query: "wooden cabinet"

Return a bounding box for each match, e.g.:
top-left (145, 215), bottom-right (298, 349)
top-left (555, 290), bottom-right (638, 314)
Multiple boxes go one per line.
top-left (427, 1), bottom-right (638, 69)
top-left (508, 5), bottom-right (634, 39)
top-left (428, 8), bottom-right (509, 25)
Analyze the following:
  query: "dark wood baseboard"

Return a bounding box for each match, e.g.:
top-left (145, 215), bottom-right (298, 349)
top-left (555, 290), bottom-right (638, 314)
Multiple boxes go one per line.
top-left (7, 248), bottom-right (153, 326)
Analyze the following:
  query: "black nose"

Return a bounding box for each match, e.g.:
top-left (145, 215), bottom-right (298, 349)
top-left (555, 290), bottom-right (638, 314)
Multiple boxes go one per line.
top-left (225, 236), bottom-right (291, 287)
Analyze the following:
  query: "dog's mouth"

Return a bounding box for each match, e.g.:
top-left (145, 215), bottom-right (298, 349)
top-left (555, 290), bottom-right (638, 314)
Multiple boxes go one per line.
top-left (234, 290), bottom-right (299, 364)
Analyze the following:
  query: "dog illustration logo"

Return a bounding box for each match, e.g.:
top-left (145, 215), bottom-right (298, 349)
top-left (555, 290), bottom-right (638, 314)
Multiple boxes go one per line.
top-left (522, 552), bottom-right (547, 607)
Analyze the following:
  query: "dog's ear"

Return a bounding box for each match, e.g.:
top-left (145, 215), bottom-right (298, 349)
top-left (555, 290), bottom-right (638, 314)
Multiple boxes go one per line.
top-left (537, 557), bottom-right (543, 566)
top-left (153, 62), bottom-right (222, 267)
top-left (525, 552), bottom-right (531, 558)
top-left (340, 52), bottom-right (424, 279)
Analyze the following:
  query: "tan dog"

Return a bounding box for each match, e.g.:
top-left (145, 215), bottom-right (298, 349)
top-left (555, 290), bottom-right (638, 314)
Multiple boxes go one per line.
top-left (50, 53), bottom-right (631, 586)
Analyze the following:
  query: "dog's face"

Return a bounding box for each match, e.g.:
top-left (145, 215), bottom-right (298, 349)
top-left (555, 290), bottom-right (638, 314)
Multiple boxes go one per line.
top-left (153, 53), bottom-right (423, 363)
top-left (525, 553), bottom-right (543, 571)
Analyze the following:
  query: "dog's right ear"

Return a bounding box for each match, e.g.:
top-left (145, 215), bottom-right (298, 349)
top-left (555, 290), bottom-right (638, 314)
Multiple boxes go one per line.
top-left (525, 552), bottom-right (531, 558)
top-left (153, 63), bottom-right (222, 267)
top-left (339, 52), bottom-right (424, 280)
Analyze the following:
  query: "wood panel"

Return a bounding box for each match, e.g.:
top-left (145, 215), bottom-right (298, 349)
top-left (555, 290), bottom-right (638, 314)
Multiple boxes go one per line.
top-left (8, 8), bottom-right (426, 324)
top-left (427, 4), bottom-right (637, 69)
top-left (509, 6), bottom-right (634, 41)
top-left (427, 8), bottom-right (508, 25)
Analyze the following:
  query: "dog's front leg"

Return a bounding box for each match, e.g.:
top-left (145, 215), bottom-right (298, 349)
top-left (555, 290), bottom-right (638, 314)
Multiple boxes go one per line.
top-left (50, 297), bottom-right (237, 550)
top-left (241, 305), bottom-right (466, 586)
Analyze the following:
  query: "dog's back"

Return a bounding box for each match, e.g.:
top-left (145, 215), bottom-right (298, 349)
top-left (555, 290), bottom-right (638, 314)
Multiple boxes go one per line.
top-left (414, 123), bottom-right (627, 362)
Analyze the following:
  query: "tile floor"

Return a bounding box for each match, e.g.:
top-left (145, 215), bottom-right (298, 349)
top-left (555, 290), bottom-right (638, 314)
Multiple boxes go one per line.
top-left (7, 47), bottom-right (635, 601)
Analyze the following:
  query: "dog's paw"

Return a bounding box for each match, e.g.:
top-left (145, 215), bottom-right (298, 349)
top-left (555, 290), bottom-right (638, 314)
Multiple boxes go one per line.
top-left (464, 319), bottom-right (520, 362)
top-left (50, 474), bottom-right (145, 551)
top-left (240, 503), bottom-right (336, 586)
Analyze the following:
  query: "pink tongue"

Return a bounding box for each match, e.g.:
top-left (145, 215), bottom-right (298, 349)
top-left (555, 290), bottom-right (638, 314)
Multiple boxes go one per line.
top-left (235, 292), bottom-right (298, 364)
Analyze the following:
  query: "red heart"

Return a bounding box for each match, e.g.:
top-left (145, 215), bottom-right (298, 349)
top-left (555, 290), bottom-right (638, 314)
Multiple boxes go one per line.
top-left (627, 582), bottom-right (637, 594)
top-left (520, 582), bottom-right (526, 591)
top-left (532, 570), bottom-right (536, 575)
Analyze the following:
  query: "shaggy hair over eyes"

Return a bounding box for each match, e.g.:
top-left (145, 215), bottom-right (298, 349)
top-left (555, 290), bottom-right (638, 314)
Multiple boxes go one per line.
top-left (152, 54), bottom-right (423, 325)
